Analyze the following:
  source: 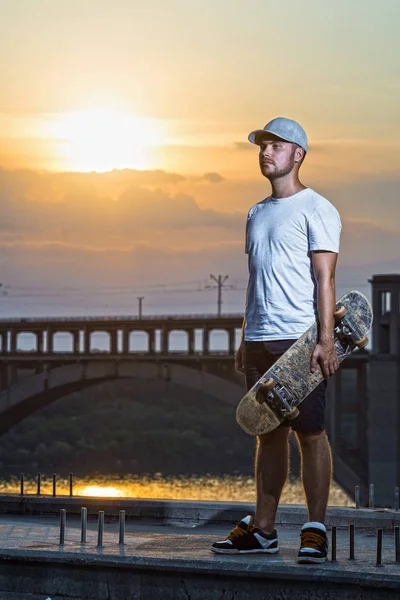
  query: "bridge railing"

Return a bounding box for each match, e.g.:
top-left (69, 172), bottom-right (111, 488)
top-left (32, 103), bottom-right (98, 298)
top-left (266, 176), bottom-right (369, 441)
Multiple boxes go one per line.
top-left (0, 313), bottom-right (244, 324)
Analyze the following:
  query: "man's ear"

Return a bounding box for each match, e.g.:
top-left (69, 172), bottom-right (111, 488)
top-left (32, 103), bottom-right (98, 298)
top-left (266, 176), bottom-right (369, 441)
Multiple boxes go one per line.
top-left (294, 146), bottom-right (305, 164)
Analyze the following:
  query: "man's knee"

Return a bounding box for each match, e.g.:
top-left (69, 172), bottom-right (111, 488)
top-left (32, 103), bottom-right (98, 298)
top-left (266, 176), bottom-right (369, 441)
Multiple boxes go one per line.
top-left (257, 424), bottom-right (290, 447)
top-left (296, 429), bottom-right (326, 447)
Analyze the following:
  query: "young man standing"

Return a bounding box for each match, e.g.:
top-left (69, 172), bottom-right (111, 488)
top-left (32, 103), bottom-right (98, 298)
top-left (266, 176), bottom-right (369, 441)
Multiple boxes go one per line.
top-left (211, 117), bottom-right (342, 564)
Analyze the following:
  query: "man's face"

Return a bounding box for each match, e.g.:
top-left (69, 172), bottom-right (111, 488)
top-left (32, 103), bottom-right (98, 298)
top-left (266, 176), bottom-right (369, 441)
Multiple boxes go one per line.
top-left (257, 134), bottom-right (301, 180)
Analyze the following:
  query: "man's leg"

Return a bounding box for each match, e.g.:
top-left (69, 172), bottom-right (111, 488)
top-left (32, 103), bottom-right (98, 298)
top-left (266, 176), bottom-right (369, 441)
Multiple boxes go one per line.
top-left (291, 380), bottom-right (330, 563)
top-left (254, 425), bottom-right (291, 533)
top-left (296, 429), bottom-right (332, 523)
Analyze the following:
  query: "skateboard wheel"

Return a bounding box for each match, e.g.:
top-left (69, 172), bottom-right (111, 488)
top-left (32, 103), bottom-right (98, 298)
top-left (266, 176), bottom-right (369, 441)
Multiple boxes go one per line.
top-left (260, 377), bottom-right (275, 391)
top-left (355, 335), bottom-right (368, 349)
top-left (286, 407), bottom-right (299, 420)
top-left (334, 306), bottom-right (346, 320)
top-left (255, 378), bottom-right (275, 405)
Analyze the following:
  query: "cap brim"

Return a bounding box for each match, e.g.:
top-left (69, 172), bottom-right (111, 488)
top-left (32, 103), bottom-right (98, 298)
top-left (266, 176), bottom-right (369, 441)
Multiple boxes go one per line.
top-left (248, 129), bottom-right (294, 145)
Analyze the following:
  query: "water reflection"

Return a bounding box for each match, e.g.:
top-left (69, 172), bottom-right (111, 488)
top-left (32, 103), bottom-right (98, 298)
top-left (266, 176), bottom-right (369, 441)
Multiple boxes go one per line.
top-left (0, 474), bottom-right (353, 506)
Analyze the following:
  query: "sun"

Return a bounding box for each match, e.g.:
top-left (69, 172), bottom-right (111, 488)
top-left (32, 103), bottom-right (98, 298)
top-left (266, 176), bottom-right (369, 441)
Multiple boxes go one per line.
top-left (45, 108), bottom-right (165, 172)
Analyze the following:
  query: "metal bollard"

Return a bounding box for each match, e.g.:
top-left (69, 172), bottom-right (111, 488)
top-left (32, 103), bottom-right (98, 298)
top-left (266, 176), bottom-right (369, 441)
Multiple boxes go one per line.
top-left (53, 473), bottom-right (57, 497)
top-left (355, 485), bottom-right (360, 509)
top-left (119, 510), bottom-right (126, 545)
top-left (37, 472), bottom-right (41, 495)
top-left (395, 527), bottom-right (400, 563)
top-left (376, 529), bottom-right (383, 567)
top-left (20, 473), bottom-right (24, 496)
top-left (97, 511), bottom-right (104, 547)
top-left (69, 472), bottom-right (73, 496)
top-left (81, 507), bottom-right (87, 544)
top-left (349, 524), bottom-right (355, 560)
top-left (60, 509), bottom-right (66, 545)
top-left (369, 484), bottom-right (375, 509)
top-left (395, 487), bottom-right (399, 511)
top-left (331, 526), bottom-right (337, 562)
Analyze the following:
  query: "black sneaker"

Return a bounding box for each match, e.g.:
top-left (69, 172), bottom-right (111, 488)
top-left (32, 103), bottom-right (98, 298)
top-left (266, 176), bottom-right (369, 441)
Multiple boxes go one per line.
top-left (211, 515), bottom-right (279, 554)
top-left (297, 522), bottom-right (328, 564)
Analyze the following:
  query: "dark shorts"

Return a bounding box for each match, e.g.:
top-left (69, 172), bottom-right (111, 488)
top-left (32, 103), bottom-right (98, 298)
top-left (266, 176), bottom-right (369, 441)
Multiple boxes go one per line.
top-left (244, 339), bottom-right (327, 434)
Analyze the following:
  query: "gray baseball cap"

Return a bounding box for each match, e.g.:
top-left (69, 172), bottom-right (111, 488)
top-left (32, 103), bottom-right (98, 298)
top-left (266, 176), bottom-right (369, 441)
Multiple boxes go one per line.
top-left (248, 117), bottom-right (308, 152)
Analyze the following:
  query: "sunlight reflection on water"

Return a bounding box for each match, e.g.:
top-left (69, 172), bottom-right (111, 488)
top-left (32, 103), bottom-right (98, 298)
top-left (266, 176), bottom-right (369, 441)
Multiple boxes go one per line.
top-left (0, 474), bottom-right (353, 505)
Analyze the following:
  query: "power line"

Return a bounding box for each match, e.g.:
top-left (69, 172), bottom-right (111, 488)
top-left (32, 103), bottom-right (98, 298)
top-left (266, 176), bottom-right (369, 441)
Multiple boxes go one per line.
top-left (205, 274), bottom-right (235, 316)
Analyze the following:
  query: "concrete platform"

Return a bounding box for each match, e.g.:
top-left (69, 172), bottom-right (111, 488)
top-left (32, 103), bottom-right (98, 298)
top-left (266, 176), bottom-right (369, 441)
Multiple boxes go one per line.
top-left (1, 510), bottom-right (400, 599)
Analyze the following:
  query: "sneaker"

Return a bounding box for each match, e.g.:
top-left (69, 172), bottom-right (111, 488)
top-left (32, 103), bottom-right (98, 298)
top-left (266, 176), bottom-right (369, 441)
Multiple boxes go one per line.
top-left (211, 515), bottom-right (279, 554)
top-left (297, 521), bottom-right (328, 564)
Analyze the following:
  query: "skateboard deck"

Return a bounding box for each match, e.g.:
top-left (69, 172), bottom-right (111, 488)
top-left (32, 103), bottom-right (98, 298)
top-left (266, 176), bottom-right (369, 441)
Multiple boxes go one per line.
top-left (236, 290), bottom-right (373, 436)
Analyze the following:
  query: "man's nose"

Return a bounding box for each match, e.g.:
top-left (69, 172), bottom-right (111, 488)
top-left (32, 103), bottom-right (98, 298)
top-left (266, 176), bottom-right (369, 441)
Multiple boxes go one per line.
top-left (261, 145), bottom-right (272, 157)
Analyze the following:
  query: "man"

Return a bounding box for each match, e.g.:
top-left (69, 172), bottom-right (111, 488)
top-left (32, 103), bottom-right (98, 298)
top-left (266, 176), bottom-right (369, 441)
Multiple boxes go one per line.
top-left (211, 117), bottom-right (341, 564)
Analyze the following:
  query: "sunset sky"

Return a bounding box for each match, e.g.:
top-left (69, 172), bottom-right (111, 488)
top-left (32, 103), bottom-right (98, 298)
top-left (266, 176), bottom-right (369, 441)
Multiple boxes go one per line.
top-left (1, 0), bottom-right (399, 318)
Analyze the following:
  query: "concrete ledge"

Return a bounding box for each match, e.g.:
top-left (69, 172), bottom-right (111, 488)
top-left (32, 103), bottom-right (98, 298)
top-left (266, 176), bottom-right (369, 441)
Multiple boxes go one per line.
top-left (0, 494), bottom-right (399, 531)
top-left (0, 546), bottom-right (400, 600)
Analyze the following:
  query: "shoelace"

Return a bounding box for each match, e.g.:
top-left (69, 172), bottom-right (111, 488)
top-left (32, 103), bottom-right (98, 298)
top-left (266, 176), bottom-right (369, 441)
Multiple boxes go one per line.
top-left (227, 523), bottom-right (252, 541)
top-left (300, 531), bottom-right (325, 549)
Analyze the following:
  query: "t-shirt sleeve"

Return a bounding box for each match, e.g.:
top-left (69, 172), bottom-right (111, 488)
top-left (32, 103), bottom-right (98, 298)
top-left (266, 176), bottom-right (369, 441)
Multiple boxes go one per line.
top-left (308, 202), bottom-right (342, 253)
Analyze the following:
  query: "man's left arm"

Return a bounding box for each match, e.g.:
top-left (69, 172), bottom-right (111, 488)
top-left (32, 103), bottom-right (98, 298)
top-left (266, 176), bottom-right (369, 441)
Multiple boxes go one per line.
top-left (310, 251), bottom-right (339, 379)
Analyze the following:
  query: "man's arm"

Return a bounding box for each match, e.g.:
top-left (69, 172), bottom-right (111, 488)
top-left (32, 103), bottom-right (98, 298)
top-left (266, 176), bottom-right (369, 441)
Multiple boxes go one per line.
top-left (310, 250), bottom-right (339, 378)
top-left (235, 282), bottom-right (248, 373)
top-left (240, 280), bottom-right (249, 343)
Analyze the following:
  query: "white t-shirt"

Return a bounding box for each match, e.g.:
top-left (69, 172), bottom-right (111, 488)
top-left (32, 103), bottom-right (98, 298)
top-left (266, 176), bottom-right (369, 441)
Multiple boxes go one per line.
top-left (244, 187), bottom-right (342, 341)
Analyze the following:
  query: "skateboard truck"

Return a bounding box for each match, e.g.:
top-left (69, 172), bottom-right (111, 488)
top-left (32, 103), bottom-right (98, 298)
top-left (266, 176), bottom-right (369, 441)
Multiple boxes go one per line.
top-left (334, 305), bottom-right (369, 349)
top-left (257, 379), bottom-right (300, 420)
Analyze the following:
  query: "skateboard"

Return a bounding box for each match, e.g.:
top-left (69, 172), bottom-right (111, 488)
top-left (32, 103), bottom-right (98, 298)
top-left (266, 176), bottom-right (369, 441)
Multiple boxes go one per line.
top-left (236, 290), bottom-right (373, 436)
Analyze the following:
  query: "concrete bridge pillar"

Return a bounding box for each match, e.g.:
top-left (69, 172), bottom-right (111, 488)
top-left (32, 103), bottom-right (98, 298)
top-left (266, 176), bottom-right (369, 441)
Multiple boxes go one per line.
top-left (367, 356), bottom-right (400, 506)
top-left (10, 331), bottom-right (17, 353)
top-left (161, 327), bottom-right (169, 353)
top-left (47, 329), bottom-right (54, 353)
top-left (37, 332), bottom-right (44, 354)
top-left (7, 364), bottom-right (17, 386)
top-left (0, 332), bottom-right (7, 353)
top-left (122, 328), bottom-right (129, 353)
top-left (0, 363), bottom-right (8, 391)
top-left (84, 330), bottom-right (90, 353)
top-left (203, 329), bottom-right (209, 355)
top-left (73, 331), bottom-right (80, 354)
top-left (110, 330), bottom-right (118, 354)
top-left (149, 330), bottom-right (156, 354)
top-left (188, 329), bottom-right (195, 355)
top-left (366, 274), bottom-right (400, 506)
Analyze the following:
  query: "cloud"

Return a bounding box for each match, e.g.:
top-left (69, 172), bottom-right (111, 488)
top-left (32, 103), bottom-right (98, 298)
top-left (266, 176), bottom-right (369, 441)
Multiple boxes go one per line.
top-left (233, 141), bottom-right (255, 151)
top-left (0, 167), bottom-right (187, 204)
top-left (0, 167), bottom-right (244, 247)
top-left (202, 172), bottom-right (224, 183)
top-left (0, 164), bottom-right (398, 319)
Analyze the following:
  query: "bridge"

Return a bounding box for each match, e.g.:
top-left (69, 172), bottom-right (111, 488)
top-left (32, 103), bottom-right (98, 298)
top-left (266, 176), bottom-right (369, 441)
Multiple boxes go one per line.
top-left (0, 311), bottom-right (371, 500)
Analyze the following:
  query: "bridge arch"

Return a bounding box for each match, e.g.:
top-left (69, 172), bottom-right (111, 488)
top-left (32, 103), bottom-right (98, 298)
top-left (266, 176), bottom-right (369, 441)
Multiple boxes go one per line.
top-left (0, 360), bottom-right (243, 435)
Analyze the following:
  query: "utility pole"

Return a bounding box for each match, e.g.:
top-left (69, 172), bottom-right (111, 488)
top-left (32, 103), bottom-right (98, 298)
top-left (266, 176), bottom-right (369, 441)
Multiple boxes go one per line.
top-left (206, 274), bottom-right (232, 317)
top-left (137, 296), bottom-right (144, 319)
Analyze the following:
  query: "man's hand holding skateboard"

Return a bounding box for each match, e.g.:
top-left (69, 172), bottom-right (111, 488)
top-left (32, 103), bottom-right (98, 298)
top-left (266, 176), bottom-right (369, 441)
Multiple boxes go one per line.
top-left (311, 338), bottom-right (339, 379)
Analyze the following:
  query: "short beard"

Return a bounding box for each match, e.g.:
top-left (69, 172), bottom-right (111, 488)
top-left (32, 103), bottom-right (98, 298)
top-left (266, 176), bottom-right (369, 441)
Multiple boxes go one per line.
top-left (261, 148), bottom-right (297, 181)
